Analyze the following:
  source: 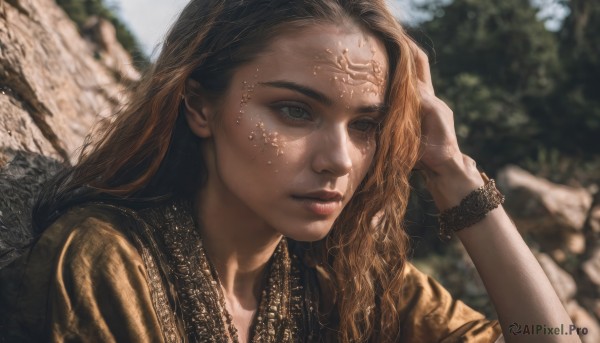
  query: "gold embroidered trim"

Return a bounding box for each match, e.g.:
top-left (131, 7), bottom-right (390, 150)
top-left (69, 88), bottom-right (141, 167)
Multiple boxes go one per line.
top-left (159, 201), bottom-right (310, 342)
top-left (93, 202), bottom-right (182, 343)
top-left (138, 244), bottom-right (181, 343)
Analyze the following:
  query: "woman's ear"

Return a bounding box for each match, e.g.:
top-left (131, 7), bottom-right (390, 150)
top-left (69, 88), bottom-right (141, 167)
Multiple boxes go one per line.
top-left (183, 78), bottom-right (215, 138)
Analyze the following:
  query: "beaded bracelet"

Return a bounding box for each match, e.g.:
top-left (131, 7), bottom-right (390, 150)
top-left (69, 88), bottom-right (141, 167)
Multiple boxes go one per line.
top-left (438, 173), bottom-right (505, 242)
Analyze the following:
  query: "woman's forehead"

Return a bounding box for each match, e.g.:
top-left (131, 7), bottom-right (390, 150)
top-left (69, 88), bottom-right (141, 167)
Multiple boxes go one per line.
top-left (232, 24), bottom-right (389, 100)
top-left (266, 24), bottom-right (387, 68)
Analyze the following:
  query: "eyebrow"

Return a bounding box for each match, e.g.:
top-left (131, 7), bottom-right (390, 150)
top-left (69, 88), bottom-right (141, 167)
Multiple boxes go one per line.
top-left (259, 81), bottom-right (333, 106)
top-left (258, 80), bottom-right (387, 116)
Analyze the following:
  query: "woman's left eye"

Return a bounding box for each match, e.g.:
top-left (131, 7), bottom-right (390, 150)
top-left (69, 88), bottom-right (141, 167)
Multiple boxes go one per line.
top-left (350, 119), bottom-right (379, 133)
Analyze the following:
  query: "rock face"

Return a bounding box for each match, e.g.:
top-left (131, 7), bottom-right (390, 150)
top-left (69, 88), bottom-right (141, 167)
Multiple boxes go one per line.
top-left (583, 248), bottom-right (600, 290)
top-left (567, 301), bottom-right (600, 343)
top-left (496, 166), bottom-right (600, 341)
top-left (536, 252), bottom-right (577, 304)
top-left (497, 165), bottom-right (592, 256)
top-left (535, 252), bottom-right (600, 343)
top-left (0, 0), bottom-right (138, 267)
top-left (1, 0), bottom-right (139, 164)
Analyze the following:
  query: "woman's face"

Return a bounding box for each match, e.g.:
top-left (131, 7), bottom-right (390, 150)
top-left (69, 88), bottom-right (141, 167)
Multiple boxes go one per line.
top-left (196, 23), bottom-right (388, 241)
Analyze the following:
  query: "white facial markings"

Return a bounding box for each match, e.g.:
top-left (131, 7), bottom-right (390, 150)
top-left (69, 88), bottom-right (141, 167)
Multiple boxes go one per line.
top-left (334, 47), bottom-right (385, 94)
top-left (313, 65), bottom-right (322, 75)
top-left (238, 80), bottom-right (256, 125)
top-left (255, 121), bottom-right (286, 157)
top-left (242, 90), bottom-right (288, 169)
top-left (240, 35), bottom-right (385, 173)
top-left (304, 35), bottom-right (384, 171)
top-left (312, 37), bottom-right (386, 99)
top-left (359, 136), bottom-right (372, 156)
top-left (348, 167), bottom-right (355, 196)
top-left (239, 66), bottom-right (289, 169)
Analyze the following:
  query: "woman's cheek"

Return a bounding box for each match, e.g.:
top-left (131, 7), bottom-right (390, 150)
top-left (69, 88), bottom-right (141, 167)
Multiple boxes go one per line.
top-left (240, 109), bottom-right (292, 173)
top-left (350, 138), bottom-right (376, 191)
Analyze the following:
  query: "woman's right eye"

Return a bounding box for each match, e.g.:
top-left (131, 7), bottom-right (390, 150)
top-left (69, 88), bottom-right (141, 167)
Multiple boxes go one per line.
top-left (277, 104), bottom-right (312, 122)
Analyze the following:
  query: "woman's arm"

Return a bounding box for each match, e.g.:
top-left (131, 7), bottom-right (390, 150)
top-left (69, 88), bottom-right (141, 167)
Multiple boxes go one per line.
top-left (427, 155), bottom-right (578, 343)
top-left (411, 44), bottom-right (581, 343)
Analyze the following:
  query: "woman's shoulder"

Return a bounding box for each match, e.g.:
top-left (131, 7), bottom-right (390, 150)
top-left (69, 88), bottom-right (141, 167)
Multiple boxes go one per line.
top-left (20, 203), bottom-right (148, 296)
top-left (42, 203), bottom-right (140, 249)
top-left (2, 202), bottom-right (143, 280)
top-left (0, 203), bottom-right (151, 341)
top-left (52, 203), bottom-right (146, 264)
top-left (20, 203), bottom-right (146, 275)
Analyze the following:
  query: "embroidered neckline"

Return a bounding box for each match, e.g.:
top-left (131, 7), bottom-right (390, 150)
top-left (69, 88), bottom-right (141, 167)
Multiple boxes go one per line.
top-left (158, 201), bottom-right (307, 342)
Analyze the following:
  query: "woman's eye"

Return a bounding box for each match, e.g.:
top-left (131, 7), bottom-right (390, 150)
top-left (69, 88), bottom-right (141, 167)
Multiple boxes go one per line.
top-left (350, 119), bottom-right (379, 133)
top-left (278, 105), bottom-right (311, 121)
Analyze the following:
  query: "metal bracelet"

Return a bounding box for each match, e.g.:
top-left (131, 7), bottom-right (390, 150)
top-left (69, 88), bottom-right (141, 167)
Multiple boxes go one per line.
top-left (438, 174), bottom-right (505, 241)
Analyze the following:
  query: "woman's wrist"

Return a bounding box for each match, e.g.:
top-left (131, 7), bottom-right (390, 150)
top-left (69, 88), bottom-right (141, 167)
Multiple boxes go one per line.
top-left (424, 154), bottom-right (485, 211)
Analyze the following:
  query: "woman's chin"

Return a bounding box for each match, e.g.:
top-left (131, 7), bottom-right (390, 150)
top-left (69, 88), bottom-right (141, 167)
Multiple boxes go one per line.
top-left (280, 225), bottom-right (332, 242)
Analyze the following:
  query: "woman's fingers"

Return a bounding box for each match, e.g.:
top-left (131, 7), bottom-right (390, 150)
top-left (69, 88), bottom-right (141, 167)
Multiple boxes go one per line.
top-left (407, 39), bottom-right (463, 174)
top-left (408, 39), bottom-right (435, 95)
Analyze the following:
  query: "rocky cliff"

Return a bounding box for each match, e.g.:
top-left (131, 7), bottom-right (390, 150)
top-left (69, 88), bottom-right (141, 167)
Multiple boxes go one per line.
top-left (0, 0), bottom-right (139, 264)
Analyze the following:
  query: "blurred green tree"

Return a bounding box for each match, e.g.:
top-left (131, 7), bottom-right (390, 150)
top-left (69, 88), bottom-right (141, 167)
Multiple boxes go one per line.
top-left (405, 2), bottom-right (599, 317)
top-left (551, 0), bottom-right (600, 156)
top-left (55, 0), bottom-right (149, 70)
top-left (410, 0), bottom-right (599, 183)
top-left (411, 0), bottom-right (562, 172)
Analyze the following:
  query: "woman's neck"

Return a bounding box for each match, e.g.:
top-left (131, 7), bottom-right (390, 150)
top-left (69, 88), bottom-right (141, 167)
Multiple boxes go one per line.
top-left (193, 183), bottom-right (283, 311)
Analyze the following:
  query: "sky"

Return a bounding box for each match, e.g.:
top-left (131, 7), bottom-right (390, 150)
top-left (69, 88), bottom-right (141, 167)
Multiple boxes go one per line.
top-left (108, 0), bottom-right (189, 57)
top-left (109, 0), bottom-right (568, 58)
top-left (109, 0), bottom-right (415, 58)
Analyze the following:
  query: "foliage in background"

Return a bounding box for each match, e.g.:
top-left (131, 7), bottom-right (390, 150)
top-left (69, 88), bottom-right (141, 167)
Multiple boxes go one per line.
top-left (554, 0), bottom-right (600, 161)
top-left (405, 0), bottom-right (600, 318)
top-left (410, 0), bottom-right (599, 185)
top-left (55, 0), bottom-right (149, 71)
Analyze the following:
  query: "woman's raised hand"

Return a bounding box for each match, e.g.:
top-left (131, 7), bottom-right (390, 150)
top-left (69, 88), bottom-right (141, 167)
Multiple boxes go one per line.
top-left (408, 42), bottom-right (581, 342)
top-left (408, 40), bottom-right (484, 210)
top-left (410, 41), bottom-right (463, 175)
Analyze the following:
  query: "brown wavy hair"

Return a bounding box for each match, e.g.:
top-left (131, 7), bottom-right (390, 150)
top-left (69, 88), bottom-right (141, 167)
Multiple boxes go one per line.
top-left (34, 0), bottom-right (421, 341)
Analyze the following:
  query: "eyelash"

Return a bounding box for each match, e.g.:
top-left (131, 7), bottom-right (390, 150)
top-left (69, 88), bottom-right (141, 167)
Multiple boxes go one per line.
top-left (350, 119), bottom-right (380, 134)
top-left (276, 103), bottom-right (312, 122)
top-left (273, 102), bottom-right (381, 134)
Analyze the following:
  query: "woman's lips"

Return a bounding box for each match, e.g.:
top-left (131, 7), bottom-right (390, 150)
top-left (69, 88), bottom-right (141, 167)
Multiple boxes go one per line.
top-left (292, 197), bottom-right (342, 216)
top-left (291, 190), bottom-right (343, 216)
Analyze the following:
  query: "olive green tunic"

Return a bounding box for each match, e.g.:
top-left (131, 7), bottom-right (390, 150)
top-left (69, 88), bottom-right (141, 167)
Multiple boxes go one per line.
top-left (0, 205), bottom-right (502, 342)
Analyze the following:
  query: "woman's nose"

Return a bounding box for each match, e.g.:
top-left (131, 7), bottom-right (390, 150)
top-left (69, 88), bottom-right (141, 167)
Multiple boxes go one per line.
top-left (311, 125), bottom-right (353, 177)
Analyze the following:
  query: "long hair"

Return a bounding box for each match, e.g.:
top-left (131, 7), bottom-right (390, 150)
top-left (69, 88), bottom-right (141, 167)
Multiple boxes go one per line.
top-left (33, 0), bottom-right (421, 341)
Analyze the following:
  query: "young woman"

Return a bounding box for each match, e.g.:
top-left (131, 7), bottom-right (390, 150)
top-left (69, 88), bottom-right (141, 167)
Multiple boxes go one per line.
top-left (0, 0), bottom-right (578, 342)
